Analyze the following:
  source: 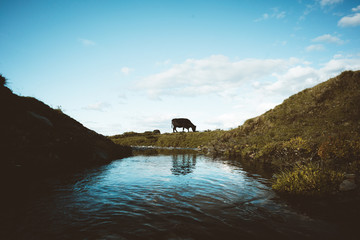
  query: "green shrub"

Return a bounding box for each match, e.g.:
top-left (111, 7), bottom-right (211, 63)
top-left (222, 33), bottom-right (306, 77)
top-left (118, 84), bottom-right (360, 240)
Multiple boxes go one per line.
top-left (272, 162), bottom-right (344, 195)
top-left (282, 137), bottom-right (311, 153)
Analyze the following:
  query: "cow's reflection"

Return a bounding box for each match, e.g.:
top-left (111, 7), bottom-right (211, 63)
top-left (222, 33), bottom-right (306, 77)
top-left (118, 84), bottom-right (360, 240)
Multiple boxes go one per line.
top-left (171, 154), bottom-right (197, 175)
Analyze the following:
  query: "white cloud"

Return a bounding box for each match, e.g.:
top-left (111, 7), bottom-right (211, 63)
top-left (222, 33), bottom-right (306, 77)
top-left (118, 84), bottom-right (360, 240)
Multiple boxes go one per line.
top-left (266, 66), bottom-right (320, 94)
top-left (138, 54), bottom-right (360, 102)
top-left (83, 102), bottom-right (111, 111)
top-left (263, 57), bottom-right (360, 95)
top-left (333, 54), bottom-right (343, 59)
top-left (131, 113), bottom-right (179, 132)
top-left (205, 113), bottom-right (247, 129)
top-left (275, 11), bottom-right (286, 19)
top-left (255, 13), bottom-right (269, 22)
top-left (312, 34), bottom-right (344, 44)
top-left (320, 0), bottom-right (343, 7)
top-left (352, 5), bottom-right (360, 12)
top-left (338, 13), bottom-right (360, 27)
top-left (78, 38), bottom-right (96, 46)
top-left (320, 57), bottom-right (360, 74)
top-left (306, 44), bottom-right (325, 52)
top-left (299, 4), bottom-right (316, 21)
top-left (121, 67), bottom-right (133, 75)
top-left (137, 55), bottom-right (299, 98)
top-left (255, 8), bottom-right (286, 22)
top-left (130, 55), bottom-right (360, 133)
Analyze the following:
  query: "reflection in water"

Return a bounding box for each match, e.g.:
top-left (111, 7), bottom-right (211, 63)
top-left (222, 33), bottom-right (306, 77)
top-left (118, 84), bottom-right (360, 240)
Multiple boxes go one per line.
top-left (171, 153), bottom-right (197, 175)
top-left (1, 151), bottom-right (357, 240)
top-left (132, 146), bottom-right (199, 156)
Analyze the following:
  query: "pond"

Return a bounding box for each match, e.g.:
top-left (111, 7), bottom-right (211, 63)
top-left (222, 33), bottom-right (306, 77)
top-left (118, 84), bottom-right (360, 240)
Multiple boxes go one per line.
top-left (1, 150), bottom-right (356, 239)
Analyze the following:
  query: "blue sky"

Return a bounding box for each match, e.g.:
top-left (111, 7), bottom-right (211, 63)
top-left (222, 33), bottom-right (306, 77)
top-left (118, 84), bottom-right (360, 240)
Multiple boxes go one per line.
top-left (1, 0), bottom-right (360, 135)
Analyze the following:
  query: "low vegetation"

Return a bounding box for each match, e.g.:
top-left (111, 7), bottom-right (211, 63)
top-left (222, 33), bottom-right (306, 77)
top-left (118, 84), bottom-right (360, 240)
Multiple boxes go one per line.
top-left (272, 162), bottom-right (345, 196)
top-left (110, 130), bottom-right (225, 148)
top-left (205, 70), bottom-right (360, 195)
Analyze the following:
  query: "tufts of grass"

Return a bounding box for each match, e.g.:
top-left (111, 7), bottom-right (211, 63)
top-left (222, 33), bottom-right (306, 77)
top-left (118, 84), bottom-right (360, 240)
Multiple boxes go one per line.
top-left (203, 70), bottom-right (360, 195)
top-left (272, 162), bottom-right (344, 196)
top-left (110, 130), bottom-right (225, 149)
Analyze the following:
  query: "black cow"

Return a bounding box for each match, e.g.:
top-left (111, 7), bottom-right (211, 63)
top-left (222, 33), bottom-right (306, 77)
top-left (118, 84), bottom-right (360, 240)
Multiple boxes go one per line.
top-left (172, 118), bottom-right (196, 132)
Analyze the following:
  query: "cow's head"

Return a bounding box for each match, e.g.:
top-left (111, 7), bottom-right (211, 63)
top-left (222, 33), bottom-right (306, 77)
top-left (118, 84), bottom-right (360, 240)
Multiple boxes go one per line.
top-left (191, 125), bottom-right (196, 132)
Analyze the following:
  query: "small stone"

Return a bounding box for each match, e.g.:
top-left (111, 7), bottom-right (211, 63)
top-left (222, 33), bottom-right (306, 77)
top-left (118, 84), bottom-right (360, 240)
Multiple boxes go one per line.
top-left (345, 174), bottom-right (356, 180)
top-left (339, 179), bottom-right (357, 192)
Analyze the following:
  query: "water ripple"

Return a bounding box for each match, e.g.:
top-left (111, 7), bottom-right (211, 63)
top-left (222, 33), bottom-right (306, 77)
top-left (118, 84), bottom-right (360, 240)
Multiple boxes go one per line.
top-left (2, 154), bottom-right (344, 240)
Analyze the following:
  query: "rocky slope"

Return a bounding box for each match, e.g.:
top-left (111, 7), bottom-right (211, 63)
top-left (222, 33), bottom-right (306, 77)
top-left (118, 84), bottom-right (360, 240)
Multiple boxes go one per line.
top-left (0, 75), bottom-right (131, 173)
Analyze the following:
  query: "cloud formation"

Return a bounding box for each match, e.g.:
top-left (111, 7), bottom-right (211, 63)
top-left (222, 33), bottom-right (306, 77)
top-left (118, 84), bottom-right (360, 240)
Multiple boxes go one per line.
top-left (255, 8), bottom-right (286, 22)
top-left (138, 55), bottom-right (299, 98)
top-left (306, 44), bottom-right (325, 52)
top-left (338, 13), bottom-right (360, 27)
top-left (83, 102), bottom-right (111, 111)
top-left (138, 55), bottom-right (360, 102)
top-left (265, 57), bottom-right (360, 95)
top-left (319, 0), bottom-right (343, 7)
top-left (352, 5), bottom-right (360, 12)
top-left (312, 34), bottom-right (344, 44)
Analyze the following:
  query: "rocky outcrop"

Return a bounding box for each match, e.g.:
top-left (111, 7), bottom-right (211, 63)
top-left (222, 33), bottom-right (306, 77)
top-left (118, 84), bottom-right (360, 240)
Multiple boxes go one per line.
top-left (340, 174), bottom-right (357, 192)
top-left (0, 79), bottom-right (131, 173)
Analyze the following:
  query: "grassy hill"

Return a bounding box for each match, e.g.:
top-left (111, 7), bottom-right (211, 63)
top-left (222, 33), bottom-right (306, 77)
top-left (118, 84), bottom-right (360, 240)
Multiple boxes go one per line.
top-left (0, 74), bottom-right (132, 174)
top-left (205, 70), bottom-right (360, 195)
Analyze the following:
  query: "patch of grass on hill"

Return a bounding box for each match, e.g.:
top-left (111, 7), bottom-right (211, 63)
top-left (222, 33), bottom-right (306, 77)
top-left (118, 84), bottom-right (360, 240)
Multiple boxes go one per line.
top-left (205, 70), bottom-right (360, 195)
top-left (110, 130), bottom-right (225, 149)
top-left (272, 162), bottom-right (345, 196)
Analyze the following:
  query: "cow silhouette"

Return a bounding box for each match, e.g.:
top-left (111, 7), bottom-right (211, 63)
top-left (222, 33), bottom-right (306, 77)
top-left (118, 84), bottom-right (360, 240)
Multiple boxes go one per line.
top-left (172, 118), bottom-right (196, 132)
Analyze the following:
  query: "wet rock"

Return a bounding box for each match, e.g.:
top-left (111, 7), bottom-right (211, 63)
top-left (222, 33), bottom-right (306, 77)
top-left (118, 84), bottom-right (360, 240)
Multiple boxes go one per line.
top-left (339, 179), bottom-right (357, 192)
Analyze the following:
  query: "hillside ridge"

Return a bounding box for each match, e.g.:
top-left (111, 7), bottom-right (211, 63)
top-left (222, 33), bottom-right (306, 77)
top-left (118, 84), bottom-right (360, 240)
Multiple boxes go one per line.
top-left (204, 70), bottom-right (360, 195)
top-left (0, 75), bottom-right (132, 173)
top-left (207, 70), bottom-right (360, 158)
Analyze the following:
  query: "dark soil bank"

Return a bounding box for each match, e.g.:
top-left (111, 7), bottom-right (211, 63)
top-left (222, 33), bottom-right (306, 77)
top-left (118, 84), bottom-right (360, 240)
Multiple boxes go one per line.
top-left (0, 78), bottom-right (131, 174)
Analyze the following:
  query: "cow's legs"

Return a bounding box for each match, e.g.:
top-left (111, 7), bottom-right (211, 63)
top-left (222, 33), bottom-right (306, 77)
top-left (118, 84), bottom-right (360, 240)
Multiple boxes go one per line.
top-left (173, 127), bottom-right (178, 133)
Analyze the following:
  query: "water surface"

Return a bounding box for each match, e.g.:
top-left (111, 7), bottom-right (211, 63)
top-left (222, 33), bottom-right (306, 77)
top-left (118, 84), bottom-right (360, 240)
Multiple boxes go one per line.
top-left (1, 152), bottom-right (350, 239)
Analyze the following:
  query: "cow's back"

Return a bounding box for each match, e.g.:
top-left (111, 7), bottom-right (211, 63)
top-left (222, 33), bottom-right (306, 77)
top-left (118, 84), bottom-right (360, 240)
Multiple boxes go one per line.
top-left (172, 118), bottom-right (192, 127)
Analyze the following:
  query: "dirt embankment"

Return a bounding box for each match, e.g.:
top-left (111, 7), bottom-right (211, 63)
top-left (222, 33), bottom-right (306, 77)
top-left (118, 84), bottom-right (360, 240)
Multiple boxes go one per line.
top-left (0, 75), bottom-right (132, 174)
